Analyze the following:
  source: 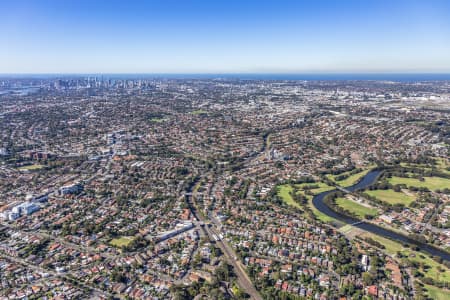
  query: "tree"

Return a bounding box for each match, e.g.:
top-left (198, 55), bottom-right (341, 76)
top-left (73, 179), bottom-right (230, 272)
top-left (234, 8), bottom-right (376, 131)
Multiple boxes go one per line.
top-left (362, 272), bottom-right (374, 286)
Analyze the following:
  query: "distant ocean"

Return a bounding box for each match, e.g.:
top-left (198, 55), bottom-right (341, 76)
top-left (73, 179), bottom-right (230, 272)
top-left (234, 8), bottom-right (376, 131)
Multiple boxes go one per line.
top-left (3, 73), bottom-right (450, 82)
top-left (155, 73), bottom-right (450, 82)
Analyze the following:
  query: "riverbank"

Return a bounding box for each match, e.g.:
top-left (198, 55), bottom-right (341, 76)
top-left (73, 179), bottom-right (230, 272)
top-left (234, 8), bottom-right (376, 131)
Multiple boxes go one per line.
top-left (312, 170), bottom-right (450, 261)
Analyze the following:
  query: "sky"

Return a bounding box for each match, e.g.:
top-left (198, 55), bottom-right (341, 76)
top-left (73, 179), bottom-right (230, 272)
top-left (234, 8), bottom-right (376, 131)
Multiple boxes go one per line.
top-left (1, 0), bottom-right (450, 74)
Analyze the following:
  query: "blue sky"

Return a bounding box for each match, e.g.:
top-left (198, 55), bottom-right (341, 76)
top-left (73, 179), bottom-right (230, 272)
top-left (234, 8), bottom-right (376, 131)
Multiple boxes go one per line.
top-left (1, 0), bottom-right (450, 73)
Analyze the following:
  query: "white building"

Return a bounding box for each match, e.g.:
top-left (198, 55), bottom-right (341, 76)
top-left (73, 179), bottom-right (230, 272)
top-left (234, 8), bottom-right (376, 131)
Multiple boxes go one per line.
top-left (2, 202), bottom-right (39, 221)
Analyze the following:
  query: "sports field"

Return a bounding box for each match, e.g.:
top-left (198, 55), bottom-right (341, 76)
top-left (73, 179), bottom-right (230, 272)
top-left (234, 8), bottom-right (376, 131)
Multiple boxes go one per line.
top-left (18, 164), bottom-right (44, 171)
top-left (110, 236), bottom-right (134, 248)
top-left (335, 197), bottom-right (378, 218)
top-left (277, 185), bottom-right (300, 209)
top-left (365, 189), bottom-right (415, 205)
top-left (388, 176), bottom-right (450, 192)
top-left (191, 109), bottom-right (208, 115)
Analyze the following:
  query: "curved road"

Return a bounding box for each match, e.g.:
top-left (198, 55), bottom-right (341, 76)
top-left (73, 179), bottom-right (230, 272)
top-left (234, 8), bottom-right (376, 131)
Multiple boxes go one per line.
top-left (312, 170), bottom-right (450, 261)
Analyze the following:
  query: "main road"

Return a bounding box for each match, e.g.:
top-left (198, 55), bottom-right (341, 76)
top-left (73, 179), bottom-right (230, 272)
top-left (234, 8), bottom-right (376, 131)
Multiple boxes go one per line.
top-left (186, 178), bottom-right (263, 300)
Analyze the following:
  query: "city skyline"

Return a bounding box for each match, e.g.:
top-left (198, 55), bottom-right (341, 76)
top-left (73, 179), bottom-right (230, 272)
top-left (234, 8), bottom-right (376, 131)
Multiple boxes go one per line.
top-left (2, 0), bottom-right (450, 74)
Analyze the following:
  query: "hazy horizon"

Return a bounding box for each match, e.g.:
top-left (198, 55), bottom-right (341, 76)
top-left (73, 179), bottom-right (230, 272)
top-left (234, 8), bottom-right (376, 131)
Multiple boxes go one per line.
top-left (3, 73), bottom-right (450, 84)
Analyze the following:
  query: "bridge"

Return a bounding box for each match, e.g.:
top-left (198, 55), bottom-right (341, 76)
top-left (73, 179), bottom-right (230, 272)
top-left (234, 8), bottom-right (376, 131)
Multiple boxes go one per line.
top-left (351, 221), bottom-right (365, 226)
top-left (336, 186), bottom-right (351, 193)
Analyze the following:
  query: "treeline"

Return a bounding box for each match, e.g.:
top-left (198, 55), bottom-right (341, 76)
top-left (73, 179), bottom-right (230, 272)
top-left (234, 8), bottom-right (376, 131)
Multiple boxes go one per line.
top-left (333, 168), bottom-right (364, 182)
top-left (378, 167), bottom-right (450, 194)
top-left (362, 237), bottom-right (385, 249)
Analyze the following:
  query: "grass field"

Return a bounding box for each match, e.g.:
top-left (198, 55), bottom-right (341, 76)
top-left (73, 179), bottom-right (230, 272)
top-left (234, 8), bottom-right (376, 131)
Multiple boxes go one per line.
top-left (360, 232), bottom-right (404, 254)
top-left (365, 189), bottom-right (415, 205)
top-left (327, 167), bottom-right (376, 187)
top-left (339, 224), bottom-right (354, 234)
top-left (277, 183), bottom-right (334, 222)
top-left (18, 164), bottom-right (45, 171)
top-left (110, 236), bottom-right (134, 248)
top-left (296, 182), bottom-right (335, 195)
top-left (311, 185), bottom-right (335, 195)
top-left (191, 109), bottom-right (208, 115)
top-left (335, 197), bottom-right (378, 218)
top-left (277, 185), bottom-right (301, 209)
top-left (299, 183), bottom-right (335, 222)
top-left (400, 157), bottom-right (450, 175)
top-left (434, 157), bottom-right (450, 175)
top-left (337, 169), bottom-right (372, 187)
top-left (150, 117), bottom-right (167, 122)
top-left (360, 233), bottom-right (450, 283)
top-left (388, 176), bottom-right (450, 192)
top-left (425, 284), bottom-right (450, 300)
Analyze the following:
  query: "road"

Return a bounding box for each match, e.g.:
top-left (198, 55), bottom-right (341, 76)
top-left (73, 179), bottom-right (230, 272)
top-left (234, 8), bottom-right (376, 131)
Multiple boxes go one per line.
top-left (0, 223), bottom-right (178, 290)
top-left (186, 177), bottom-right (262, 300)
top-left (0, 252), bottom-right (114, 298)
top-left (183, 133), bottom-right (274, 300)
top-left (207, 226), bottom-right (263, 300)
top-left (1, 223), bottom-right (117, 259)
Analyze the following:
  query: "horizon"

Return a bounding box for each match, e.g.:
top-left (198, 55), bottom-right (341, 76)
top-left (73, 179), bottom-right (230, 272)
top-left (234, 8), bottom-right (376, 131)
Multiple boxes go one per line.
top-left (2, 72), bottom-right (450, 82)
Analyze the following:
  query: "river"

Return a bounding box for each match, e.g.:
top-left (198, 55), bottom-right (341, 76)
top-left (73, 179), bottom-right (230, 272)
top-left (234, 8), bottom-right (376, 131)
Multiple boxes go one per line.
top-left (312, 170), bottom-right (450, 261)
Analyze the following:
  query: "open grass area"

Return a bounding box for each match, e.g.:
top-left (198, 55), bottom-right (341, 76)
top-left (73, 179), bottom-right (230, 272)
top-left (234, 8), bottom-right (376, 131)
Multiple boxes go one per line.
top-left (338, 169), bottom-right (372, 187)
top-left (335, 197), bottom-right (378, 219)
top-left (311, 185), bottom-right (335, 195)
top-left (191, 109), bottom-right (208, 115)
top-left (365, 189), bottom-right (415, 206)
top-left (276, 183), bottom-right (334, 222)
top-left (425, 284), bottom-right (450, 300)
top-left (17, 164), bottom-right (45, 171)
top-left (327, 168), bottom-right (374, 187)
top-left (150, 117), bottom-right (167, 122)
top-left (294, 182), bottom-right (336, 222)
top-left (388, 176), bottom-right (450, 192)
top-left (295, 182), bottom-right (335, 195)
top-left (277, 185), bottom-right (301, 209)
top-left (400, 157), bottom-right (450, 173)
top-left (339, 224), bottom-right (354, 234)
top-left (400, 157), bottom-right (450, 175)
top-left (407, 252), bottom-right (450, 283)
top-left (400, 162), bottom-right (431, 170)
top-left (360, 232), bottom-right (404, 254)
top-left (360, 233), bottom-right (450, 283)
top-left (110, 236), bottom-right (134, 248)
top-left (435, 157), bottom-right (450, 175)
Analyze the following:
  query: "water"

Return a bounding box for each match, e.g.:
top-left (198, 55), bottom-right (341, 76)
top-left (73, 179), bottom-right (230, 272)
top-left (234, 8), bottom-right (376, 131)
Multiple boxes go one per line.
top-left (2, 73), bottom-right (450, 82)
top-left (312, 170), bottom-right (450, 261)
top-left (0, 87), bottom-right (40, 96)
